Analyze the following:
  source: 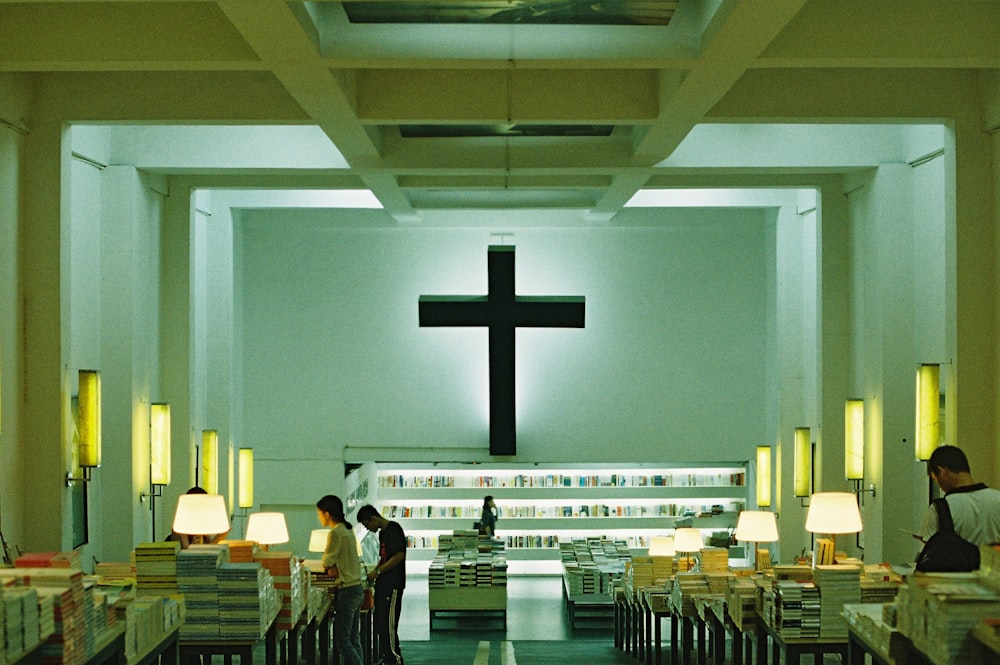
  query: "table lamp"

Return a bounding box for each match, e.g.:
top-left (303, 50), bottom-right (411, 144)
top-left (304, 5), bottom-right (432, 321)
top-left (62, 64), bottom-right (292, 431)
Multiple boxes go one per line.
top-left (309, 528), bottom-right (331, 553)
top-left (172, 493), bottom-right (230, 544)
top-left (734, 510), bottom-right (779, 571)
top-left (648, 535), bottom-right (676, 557)
top-left (673, 528), bottom-right (704, 572)
top-left (244, 511), bottom-right (290, 550)
top-left (804, 491), bottom-right (862, 564)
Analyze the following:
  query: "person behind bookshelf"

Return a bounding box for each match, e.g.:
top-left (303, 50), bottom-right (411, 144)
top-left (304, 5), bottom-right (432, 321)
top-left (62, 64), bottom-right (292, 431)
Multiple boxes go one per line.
top-left (165, 486), bottom-right (230, 549)
top-left (480, 495), bottom-right (498, 535)
top-left (919, 445), bottom-right (1000, 546)
top-left (316, 495), bottom-right (364, 665)
top-left (357, 504), bottom-right (406, 665)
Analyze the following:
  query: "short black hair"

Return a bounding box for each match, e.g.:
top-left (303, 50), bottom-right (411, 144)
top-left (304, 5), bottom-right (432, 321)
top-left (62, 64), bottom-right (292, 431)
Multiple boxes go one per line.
top-left (357, 504), bottom-right (379, 523)
top-left (927, 445), bottom-right (970, 475)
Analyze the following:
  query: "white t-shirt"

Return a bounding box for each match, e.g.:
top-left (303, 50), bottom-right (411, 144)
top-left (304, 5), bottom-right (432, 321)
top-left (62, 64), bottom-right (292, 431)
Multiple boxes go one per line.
top-left (920, 484), bottom-right (1000, 545)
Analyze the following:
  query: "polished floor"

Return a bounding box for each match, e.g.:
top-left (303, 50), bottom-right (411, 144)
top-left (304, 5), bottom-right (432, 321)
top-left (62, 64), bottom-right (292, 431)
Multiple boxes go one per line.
top-left (396, 575), bottom-right (636, 664)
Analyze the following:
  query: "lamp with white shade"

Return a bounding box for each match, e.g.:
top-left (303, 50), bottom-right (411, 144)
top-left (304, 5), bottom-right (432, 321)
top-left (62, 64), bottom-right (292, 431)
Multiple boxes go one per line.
top-left (805, 492), bottom-right (863, 564)
top-left (309, 528), bottom-right (331, 553)
top-left (244, 512), bottom-right (290, 550)
top-left (734, 510), bottom-right (778, 571)
top-left (673, 528), bottom-right (704, 572)
top-left (648, 535), bottom-right (676, 557)
top-left (172, 493), bottom-right (230, 545)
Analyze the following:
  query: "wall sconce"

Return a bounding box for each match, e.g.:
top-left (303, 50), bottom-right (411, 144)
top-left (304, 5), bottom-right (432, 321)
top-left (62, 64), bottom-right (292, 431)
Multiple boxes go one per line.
top-left (844, 398), bottom-right (876, 502)
top-left (735, 510), bottom-right (779, 572)
top-left (805, 491), bottom-right (863, 563)
top-left (238, 448), bottom-right (254, 509)
top-left (673, 527), bottom-right (704, 572)
top-left (793, 427), bottom-right (812, 498)
top-left (139, 402), bottom-right (172, 540)
top-left (915, 363), bottom-right (941, 461)
top-left (67, 370), bottom-right (101, 485)
top-left (173, 493), bottom-right (230, 544)
top-left (756, 445), bottom-right (772, 507)
top-left (201, 430), bottom-right (219, 495)
top-left (245, 512), bottom-right (289, 551)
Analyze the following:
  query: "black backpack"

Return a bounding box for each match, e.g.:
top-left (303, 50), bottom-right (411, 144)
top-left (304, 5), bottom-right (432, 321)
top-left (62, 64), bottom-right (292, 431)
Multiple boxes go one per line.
top-left (915, 497), bottom-right (981, 572)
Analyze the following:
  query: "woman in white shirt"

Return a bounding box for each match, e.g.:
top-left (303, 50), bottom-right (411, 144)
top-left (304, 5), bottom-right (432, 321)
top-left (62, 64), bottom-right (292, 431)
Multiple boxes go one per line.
top-left (316, 495), bottom-right (364, 665)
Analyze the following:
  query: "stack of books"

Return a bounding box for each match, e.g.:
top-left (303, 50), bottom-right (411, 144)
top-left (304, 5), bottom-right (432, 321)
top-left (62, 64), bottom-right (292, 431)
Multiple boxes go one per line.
top-left (699, 547), bottom-right (728, 574)
top-left (629, 557), bottom-right (653, 589)
top-left (255, 552), bottom-right (306, 631)
top-left (134, 542), bottom-right (180, 597)
top-left (773, 580), bottom-right (820, 638)
top-left (217, 563), bottom-right (277, 639)
top-left (3, 586), bottom-right (40, 658)
top-left (671, 573), bottom-right (709, 617)
top-left (94, 562), bottom-right (135, 585)
top-left (220, 540), bottom-right (259, 564)
top-left (14, 551), bottom-right (82, 570)
top-left (813, 564), bottom-right (861, 639)
top-left (560, 537), bottom-right (629, 598)
top-left (123, 596), bottom-right (164, 661)
top-left (812, 538), bottom-right (835, 566)
top-left (725, 577), bottom-right (758, 630)
top-left (177, 544), bottom-right (228, 640)
top-left (903, 579), bottom-right (1000, 665)
top-left (1, 568), bottom-right (89, 665)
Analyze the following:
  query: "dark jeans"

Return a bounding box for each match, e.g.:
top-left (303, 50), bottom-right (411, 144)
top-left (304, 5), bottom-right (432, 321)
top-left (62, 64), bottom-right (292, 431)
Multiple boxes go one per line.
top-left (374, 587), bottom-right (404, 665)
top-left (334, 584), bottom-right (364, 665)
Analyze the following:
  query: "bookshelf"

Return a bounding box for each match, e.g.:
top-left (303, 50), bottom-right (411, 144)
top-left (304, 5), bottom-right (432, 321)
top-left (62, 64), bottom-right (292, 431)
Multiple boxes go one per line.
top-left (345, 462), bottom-right (749, 575)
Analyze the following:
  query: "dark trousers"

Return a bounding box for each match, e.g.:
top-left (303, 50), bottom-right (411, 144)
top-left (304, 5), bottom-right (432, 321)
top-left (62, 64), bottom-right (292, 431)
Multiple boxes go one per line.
top-left (374, 587), bottom-right (404, 665)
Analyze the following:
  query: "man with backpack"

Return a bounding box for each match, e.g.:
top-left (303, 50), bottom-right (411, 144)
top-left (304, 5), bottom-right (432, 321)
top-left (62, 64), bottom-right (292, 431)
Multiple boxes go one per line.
top-left (916, 445), bottom-right (1000, 571)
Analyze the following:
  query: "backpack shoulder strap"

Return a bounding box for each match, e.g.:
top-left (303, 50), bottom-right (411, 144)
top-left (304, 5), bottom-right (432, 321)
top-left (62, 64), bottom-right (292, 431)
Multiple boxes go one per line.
top-left (933, 497), bottom-right (956, 532)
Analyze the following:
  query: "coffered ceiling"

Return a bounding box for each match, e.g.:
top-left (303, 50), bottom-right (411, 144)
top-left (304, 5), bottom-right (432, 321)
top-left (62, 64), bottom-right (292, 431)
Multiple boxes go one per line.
top-left (2, 0), bottom-right (999, 221)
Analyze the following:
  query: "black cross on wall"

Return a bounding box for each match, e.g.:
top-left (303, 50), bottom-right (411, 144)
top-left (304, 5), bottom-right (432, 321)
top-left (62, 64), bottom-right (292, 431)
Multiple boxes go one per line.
top-left (419, 245), bottom-right (586, 456)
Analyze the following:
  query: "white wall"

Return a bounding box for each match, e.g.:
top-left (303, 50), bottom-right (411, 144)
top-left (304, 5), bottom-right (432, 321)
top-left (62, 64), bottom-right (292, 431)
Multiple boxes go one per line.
top-left (237, 207), bottom-right (771, 502)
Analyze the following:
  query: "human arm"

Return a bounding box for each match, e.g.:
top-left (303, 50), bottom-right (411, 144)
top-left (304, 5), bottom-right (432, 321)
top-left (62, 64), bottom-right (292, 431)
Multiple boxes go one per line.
top-left (368, 551), bottom-right (404, 581)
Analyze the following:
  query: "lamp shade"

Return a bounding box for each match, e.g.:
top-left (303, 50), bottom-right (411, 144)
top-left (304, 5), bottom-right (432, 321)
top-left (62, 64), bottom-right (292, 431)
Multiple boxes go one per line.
top-left (756, 445), bottom-right (772, 507)
top-left (805, 492), bottom-right (863, 534)
top-left (245, 512), bottom-right (289, 545)
top-left (648, 535), bottom-right (676, 557)
top-left (915, 364), bottom-right (940, 461)
top-left (202, 430), bottom-right (219, 495)
top-left (238, 448), bottom-right (254, 508)
top-left (845, 399), bottom-right (865, 480)
top-left (793, 427), bottom-right (812, 497)
top-left (78, 370), bottom-right (101, 468)
top-left (172, 494), bottom-right (230, 535)
top-left (734, 511), bottom-right (779, 543)
top-left (309, 528), bottom-right (331, 553)
top-left (673, 528), bottom-right (704, 553)
top-left (150, 403), bottom-right (171, 486)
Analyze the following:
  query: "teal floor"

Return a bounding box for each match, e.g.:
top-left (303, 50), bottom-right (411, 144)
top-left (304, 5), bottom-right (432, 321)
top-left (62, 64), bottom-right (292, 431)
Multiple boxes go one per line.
top-left (396, 575), bottom-right (634, 664)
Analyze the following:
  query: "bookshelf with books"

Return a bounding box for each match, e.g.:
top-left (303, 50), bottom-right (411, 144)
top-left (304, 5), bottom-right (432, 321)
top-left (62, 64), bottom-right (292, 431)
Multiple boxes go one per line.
top-left (345, 462), bottom-right (748, 575)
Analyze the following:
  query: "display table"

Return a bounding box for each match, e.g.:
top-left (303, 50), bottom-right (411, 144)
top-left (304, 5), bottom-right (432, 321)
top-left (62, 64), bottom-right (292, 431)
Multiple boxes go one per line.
top-left (561, 575), bottom-right (614, 627)
top-left (89, 625), bottom-right (128, 665)
top-left (129, 624), bottom-right (181, 665)
top-left (643, 589), bottom-right (672, 665)
top-left (428, 587), bottom-right (507, 629)
top-left (759, 620), bottom-right (848, 665)
top-left (300, 593), bottom-right (332, 665)
top-left (180, 615), bottom-right (279, 665)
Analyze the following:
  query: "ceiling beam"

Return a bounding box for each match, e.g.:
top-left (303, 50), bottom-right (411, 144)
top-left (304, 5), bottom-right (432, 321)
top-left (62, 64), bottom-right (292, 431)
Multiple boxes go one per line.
top-left (215, 0), bottom-right (417, 221)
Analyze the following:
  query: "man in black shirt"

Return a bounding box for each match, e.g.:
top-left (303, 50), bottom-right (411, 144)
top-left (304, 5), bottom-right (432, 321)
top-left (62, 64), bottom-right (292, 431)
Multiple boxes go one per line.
top-left (357, 504), bottom-right (406, 665)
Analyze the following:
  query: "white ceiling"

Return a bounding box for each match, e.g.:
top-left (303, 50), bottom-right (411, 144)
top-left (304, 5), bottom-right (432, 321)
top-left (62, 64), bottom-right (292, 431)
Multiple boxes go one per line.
top-left (4, 0), bottom-right (997, 222)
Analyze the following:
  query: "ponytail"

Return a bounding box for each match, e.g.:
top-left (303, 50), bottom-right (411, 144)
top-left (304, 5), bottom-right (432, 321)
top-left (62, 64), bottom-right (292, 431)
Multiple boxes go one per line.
top-left (316, 495), bottom-right (353, 530)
